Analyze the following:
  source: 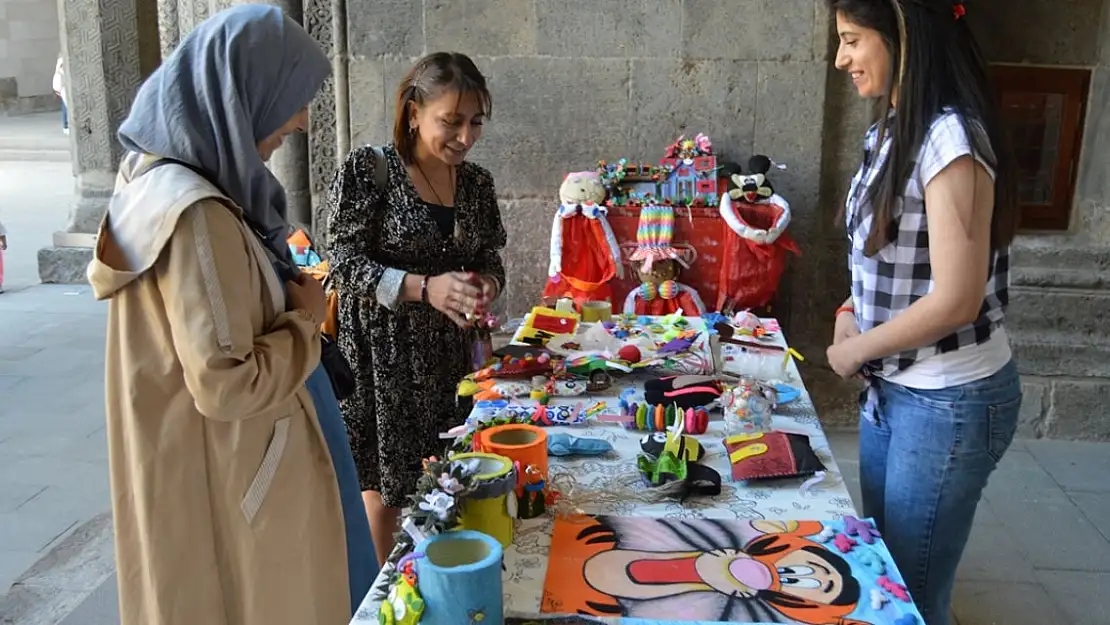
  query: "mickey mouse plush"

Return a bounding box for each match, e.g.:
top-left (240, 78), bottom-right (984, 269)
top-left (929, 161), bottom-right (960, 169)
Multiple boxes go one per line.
top-left (729, 155), bottom-right (776, 204)
top-left (716, 155), bottom-right (799, 312)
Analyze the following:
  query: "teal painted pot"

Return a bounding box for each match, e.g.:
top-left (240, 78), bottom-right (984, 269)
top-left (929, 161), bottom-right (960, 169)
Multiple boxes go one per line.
top-left (416, 530), bottom-right (504, 625)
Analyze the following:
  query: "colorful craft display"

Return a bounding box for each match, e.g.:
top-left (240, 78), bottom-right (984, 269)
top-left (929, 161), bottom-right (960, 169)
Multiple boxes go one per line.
top-left (716, 155), bottom-right (800, 312)
top-left (540, 516), bottom-right (924, 625)
top-left (415, 530), bottom-right (504, 625)
top-left (450, 452), bottom-right (517, 548)
top-left (476, 424), bottom-right (549, 488)
top-left (724, 431), bottom-right (827, 482)
top-left (543, 172), bottom-right (623, 307)
top-left (518, 307), bottom-right (580, 347)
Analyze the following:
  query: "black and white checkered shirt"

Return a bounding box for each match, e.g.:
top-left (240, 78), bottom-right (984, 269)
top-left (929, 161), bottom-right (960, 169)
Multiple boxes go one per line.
top-left (846, 111), bottom-right (1009, 376)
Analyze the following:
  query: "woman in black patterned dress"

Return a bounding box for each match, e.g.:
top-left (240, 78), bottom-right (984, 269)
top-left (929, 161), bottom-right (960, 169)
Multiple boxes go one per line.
top-left (326, 52), bottom-right (505, 565)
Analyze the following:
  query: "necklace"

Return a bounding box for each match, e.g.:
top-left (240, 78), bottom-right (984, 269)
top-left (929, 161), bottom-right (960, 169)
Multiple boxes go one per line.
top-left (414, 159), bottom-right (456, 207)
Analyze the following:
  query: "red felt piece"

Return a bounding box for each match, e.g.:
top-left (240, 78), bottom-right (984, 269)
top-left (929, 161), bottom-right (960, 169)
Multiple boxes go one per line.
top-left (542, 215), bottom-right (618, 305)
top-left (725, 432), bottom-right (798, 481)
top-left (716, 201), bottom-right (800, 312)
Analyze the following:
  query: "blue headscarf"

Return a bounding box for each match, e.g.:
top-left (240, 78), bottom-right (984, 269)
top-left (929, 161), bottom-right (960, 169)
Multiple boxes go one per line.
top-left (118, 4), bottom-right (331, 254)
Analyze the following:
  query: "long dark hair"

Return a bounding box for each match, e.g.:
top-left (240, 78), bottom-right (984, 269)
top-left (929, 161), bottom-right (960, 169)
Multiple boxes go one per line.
top-left (831, 0), bottom-right (1018, 255)
top-left (392, 52), bottom-right (492, 164)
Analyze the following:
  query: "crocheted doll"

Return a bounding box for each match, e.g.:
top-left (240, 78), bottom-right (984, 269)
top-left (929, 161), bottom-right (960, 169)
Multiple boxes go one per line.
top-left (621, 204), bottom-right (706, 316)
top-left (542, 171), bottom-right (623, 307)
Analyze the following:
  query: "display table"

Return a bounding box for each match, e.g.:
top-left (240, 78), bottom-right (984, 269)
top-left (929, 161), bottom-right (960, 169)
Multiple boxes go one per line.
top-left (352, 317), bottom-right (860, 624)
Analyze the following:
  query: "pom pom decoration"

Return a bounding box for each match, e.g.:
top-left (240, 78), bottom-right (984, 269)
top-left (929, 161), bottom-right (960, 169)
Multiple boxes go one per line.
top-left (617, 344), bottom-right (642, 363)
top-left (658, 279), bottom-right (678, 300)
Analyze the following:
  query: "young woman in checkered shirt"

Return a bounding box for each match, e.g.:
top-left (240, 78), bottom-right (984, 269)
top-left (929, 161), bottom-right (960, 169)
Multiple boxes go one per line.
top-left (826, 2), bottom-right (1021, 623)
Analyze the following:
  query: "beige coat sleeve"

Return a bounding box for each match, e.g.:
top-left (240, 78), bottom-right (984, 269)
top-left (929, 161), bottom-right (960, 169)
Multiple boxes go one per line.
top-left (155, 201), bottom-right (321, 421)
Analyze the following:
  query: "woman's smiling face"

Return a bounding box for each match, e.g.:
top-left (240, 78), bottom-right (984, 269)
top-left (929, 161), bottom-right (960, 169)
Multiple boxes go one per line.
top-left (834, 11), bottom-right (893, 100)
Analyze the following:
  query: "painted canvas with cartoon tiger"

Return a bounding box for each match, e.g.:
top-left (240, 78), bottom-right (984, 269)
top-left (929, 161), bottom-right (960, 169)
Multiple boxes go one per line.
top-left (540, 515), bottom-right (924, 625)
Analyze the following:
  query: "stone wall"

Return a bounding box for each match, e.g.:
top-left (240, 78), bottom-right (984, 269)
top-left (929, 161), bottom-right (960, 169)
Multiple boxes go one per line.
top-left (0, 0), bottom-right (62, 114)
top-left (969, 0), bottom-right (1110, 440)
top-left (40, 0), bottom-right (1110, 438)
top-left (323, 0), bottom-right (850, 347)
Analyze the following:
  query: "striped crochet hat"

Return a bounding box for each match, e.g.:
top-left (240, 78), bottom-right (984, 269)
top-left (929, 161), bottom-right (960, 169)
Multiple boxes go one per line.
top-left (628, 204), bottom-right (683, 274)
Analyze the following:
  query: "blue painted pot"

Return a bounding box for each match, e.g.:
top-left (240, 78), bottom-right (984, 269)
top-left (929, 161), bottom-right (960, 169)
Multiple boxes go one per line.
top-left (416, 530), bottom-right (504, 625)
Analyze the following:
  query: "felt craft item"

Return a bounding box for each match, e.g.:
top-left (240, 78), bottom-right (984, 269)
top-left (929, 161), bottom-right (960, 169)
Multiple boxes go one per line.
top-left (684, 407), bottom-right (710, 434)
top-left (543, 171), bottom-right (623, 306)
top-left (540, 516), bottom-right (926, 623)
top-left (627, 204), bottom-right (683, 274)
top-left (724, 431), bottom-right (826, 482)
top-left (716, 156), bottom-right (800, 312)
top-left (622, 279), bottom-right (707, 317)
top-left (617, 344), bottom-right (642, 363)
top-left (473, 352), bottom-right (553, 381)
top-left (493, 344), bottom-right (554, 361)
top-left (547, 434), bottom-right (614, 457)
top-left (379, 557), bottom-right (424, 625)
top-left (475, 424), bottom-right (549, 489)
top-left (450, 452), bottom-right (517, 548)
top-left (643, 375), bottom-right (723, 410)
top-left (518, 464), bottom-right (548, 519)
top-left (636, 453), bottom-right (722, 500)
top-left (518, 307), bottom-right (580, 347)
top-left (414, 530), bottom-right (504, 625)
top-left (639, 431), bottom-right (705, 462)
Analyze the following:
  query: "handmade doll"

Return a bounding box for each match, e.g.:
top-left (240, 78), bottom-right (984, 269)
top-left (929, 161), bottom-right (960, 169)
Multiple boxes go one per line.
top-left (716, 155), bottom-right (799, 313)
top-left (542, 171), bottom-right (623, 308)
top-left (622, 204), bottom-right (706, 316)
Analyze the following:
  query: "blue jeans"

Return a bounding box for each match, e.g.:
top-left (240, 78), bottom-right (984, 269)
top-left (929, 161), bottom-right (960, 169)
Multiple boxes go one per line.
top-left (304, 364), bottom-right (379, 615)
top-left (859, 360), bottom-right (1021, 625)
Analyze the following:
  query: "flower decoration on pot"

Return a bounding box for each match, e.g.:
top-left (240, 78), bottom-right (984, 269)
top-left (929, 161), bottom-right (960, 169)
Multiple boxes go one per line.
top-left (395, 455), bottom-right (482, 551)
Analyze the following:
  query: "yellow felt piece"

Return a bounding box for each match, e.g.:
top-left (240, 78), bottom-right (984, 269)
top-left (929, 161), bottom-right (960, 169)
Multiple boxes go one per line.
top-left (724, 433), bottom-right (767, 445)
top-left (729, 442), bottom-right (769, 464)
top-left (457, 379), bottom-right (481, 397)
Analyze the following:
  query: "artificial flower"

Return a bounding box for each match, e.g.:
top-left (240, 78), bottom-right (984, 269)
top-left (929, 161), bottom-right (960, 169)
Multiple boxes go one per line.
top-left (437, 472), bottom-right (464, 494)
top-left (695, 133), bottom-right (712, 154)
top-left (455, 457), bottom-right (482, 477)
top-left (418, 489), bottom-right (455, 521)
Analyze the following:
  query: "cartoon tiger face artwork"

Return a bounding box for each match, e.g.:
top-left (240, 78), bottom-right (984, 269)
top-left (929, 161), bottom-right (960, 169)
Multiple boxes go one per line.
top-left (541, 516), bottom-right (870, 625)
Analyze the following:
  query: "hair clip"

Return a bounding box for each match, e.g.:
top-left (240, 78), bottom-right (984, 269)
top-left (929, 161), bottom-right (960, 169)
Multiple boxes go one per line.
top-left (953, 1), bottom-right (966, 20)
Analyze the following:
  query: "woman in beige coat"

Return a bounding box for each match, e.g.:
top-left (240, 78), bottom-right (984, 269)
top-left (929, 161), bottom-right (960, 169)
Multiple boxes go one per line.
top-left (87, 6), bottom-right (351, 624)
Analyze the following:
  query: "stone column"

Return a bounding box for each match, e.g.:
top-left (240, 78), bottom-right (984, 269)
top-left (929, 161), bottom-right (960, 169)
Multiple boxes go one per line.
top-left (161, 0), bottom-right (315, 229)
top-left (39, 0), bottom-right (161, 283)
top-left (264, 0), bottom-right (314, 228)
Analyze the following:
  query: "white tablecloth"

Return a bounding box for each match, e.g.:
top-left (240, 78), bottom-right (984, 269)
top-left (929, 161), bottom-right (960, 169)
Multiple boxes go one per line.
top-left (351, 318), bottom-right (857, 623)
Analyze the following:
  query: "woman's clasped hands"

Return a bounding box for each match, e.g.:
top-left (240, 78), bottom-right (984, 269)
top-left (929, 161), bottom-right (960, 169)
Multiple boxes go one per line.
top-left (425, 271), bottom-right (495, 328)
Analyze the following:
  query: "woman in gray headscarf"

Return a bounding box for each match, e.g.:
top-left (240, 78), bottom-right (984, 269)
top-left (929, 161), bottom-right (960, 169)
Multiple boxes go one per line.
top-left (86, 5), bottom-right (368, 623)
